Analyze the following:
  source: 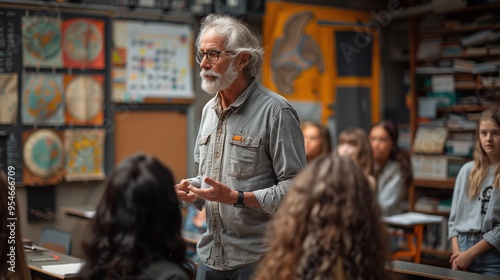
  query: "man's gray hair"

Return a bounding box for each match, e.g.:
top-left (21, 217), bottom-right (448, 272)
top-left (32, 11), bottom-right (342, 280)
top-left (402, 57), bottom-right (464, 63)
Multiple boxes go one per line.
top-left (196, 14), bottom-right (264, 78)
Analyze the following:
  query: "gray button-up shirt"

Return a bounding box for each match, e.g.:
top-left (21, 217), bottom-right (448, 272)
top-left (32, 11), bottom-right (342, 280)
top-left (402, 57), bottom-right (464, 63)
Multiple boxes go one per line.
top-left (187, 78), bottom-right (306, 270)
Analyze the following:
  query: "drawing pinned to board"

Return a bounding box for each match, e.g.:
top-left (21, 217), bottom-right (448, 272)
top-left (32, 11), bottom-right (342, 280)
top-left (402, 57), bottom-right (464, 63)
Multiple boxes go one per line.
top-left (22, 129), bottom-right (65, 186)
top-left (126, 21), bottom-right (193, 101)
top-left (22, 17), bottom-right (63, 67)
top-left (64, 75), bottom-right (104, 125)
top-left (0, 73), bottom-right (18, 124)
top-left (22, 74), bottom-right (64, 125)
top-left (62, 18), bottom-right (105, 69)
top-left (64, 129), bottom-right (105, 181)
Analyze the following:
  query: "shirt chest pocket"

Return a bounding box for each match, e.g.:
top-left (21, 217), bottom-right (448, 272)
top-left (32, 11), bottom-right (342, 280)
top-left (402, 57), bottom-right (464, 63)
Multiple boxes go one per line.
top-left (197, 134), bottom-right (211, 176)
top-left (228, 135), bottom-right (260, 179)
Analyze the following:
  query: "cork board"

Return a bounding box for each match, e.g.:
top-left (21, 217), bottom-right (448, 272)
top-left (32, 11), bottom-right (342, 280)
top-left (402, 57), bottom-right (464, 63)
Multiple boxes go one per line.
top-left (114, 111), bottom-right (187, 182)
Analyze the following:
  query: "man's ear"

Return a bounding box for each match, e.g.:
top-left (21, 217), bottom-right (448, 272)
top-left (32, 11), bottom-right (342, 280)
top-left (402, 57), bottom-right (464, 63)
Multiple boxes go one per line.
top-left (237, 53), bottom-right (250, 72)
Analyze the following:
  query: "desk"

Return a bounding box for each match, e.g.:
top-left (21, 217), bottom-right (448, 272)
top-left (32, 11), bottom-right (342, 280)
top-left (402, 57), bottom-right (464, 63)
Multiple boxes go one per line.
top-left (60, 206), bottom-right (96, 220)
top-left (390, 260), bottom-right (500, 280)
top-left (26, 248), bottom-right (83, 280)
top-left (385, 212), bottom-right (445, 263)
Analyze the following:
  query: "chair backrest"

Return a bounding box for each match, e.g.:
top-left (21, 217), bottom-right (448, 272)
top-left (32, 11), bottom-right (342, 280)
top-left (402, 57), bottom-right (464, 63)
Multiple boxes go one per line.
top-left (39, 227), bottom-right (72, 255)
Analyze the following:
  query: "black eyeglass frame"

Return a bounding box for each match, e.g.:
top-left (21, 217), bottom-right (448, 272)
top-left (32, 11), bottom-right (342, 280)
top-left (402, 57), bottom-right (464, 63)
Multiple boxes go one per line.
top-left (194, 50), bottom-right (234, 64)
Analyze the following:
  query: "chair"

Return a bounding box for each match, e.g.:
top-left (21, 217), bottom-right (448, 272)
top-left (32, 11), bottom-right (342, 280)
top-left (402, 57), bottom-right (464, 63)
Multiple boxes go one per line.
top-left (39, 227), bottom-right (72, 255)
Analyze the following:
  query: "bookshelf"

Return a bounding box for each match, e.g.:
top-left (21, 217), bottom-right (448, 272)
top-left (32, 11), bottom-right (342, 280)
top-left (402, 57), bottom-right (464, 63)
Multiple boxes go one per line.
top-left (408, 2), bottom-right (500, 263)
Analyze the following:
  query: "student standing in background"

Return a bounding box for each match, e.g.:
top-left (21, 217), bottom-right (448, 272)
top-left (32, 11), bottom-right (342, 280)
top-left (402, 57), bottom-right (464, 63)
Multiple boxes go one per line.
top-left (175, 14), bottom-right (306, 280)
top-left (254, 155), bottom-right (390, 280)
top-left (302, 121), bottom-right (332, 163)
top-left (448, 107), bottom-right (500, 276)
top-left (369, 120), bottom-right (413, 216)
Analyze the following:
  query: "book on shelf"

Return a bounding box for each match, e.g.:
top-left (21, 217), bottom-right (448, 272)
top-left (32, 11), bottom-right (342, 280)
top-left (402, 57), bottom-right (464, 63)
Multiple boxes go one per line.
top-left (461, 29), bottom-right (493, 47)
top-left (412, 154), bottom-right (448, 180)
top-left (413, 126), bottom-right (448, 154)
top-left (464, 46), bottom-right (488, 56)
top-left (452, 58), bottom-right (475, 73)
top-left (415, 196), bottom-right (440, 212)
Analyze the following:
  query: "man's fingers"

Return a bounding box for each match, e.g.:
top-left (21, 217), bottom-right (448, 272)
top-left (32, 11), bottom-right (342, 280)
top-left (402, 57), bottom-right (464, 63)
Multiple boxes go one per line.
top-left (204, 177), bottom-right (219, 188)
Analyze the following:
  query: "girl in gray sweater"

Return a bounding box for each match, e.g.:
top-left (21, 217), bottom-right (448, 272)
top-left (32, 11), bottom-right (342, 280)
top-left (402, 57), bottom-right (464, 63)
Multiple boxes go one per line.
top-left (448, 107), bottom-right (500, 276)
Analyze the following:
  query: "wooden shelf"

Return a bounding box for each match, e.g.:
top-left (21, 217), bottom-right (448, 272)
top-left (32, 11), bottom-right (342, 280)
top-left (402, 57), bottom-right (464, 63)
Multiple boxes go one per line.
top-left (413, 178), bottom-right (455, 189)
top-left (436, 105), bottom-right (492, 113)
top-left (420, 23), bottom-right (500, 36)
top-left (417, 53), bottom-right (500, 62)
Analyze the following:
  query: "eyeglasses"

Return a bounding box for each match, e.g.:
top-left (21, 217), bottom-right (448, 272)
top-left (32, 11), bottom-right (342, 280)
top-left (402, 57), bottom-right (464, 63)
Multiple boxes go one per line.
top-left (194, 50), bottom-right (234, 64)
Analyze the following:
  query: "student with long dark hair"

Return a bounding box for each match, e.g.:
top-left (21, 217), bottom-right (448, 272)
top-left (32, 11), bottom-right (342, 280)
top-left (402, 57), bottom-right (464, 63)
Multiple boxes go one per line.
top-left (79, 153), bottom-right (194, 280)
top-left (369, 120), bottom-right (413, 216)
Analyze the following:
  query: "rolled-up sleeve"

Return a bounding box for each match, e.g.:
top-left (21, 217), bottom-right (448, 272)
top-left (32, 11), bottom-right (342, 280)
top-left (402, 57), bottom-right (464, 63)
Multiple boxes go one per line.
top-left (253, 108), bottom-right (306, 215)
top-left (483, 189), bottom-right (500, 251)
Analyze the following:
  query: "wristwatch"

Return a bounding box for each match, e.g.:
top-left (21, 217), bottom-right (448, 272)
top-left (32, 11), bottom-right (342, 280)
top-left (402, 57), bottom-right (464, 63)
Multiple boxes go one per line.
top-left (234, 191), bottom-right (245, 208)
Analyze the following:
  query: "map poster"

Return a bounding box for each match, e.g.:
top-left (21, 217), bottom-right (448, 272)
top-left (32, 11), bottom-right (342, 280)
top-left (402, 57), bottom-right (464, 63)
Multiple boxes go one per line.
top-left (126, 21), bottom-right (193, 101)
top-left (64, 75), bottom-right (104, 125)
top-left (0, 73), bottom-right (18, 124)
top-left (62, 18), bottom-right (105, 69)
top-left (64, 129), bottom-right (105, 182)
top-left (22, 16), bottom-right (63, 68)
top-left (22, 129), bottom-right (65, 186)
top-left (22, 73), bottom-right (65, 125)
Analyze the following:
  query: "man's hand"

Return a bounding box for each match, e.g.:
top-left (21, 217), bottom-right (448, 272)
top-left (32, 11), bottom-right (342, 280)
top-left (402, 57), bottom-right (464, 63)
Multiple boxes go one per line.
top-left (188, 177), bottom-right (237, 205)
top-left (175, 179), bottom-right (198, 203)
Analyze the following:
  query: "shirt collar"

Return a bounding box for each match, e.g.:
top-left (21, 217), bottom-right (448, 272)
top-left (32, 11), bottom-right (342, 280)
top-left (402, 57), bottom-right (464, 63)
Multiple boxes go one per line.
top-left (214, 77), bottom-right (257, 114)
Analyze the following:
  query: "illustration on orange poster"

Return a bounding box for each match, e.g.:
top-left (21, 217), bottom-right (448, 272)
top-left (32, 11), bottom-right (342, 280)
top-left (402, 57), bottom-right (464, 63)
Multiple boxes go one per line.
top-left (0, 73), bottom-right (18, 124)
top-left (22, 17), bottom-right (63, 68)
top-left (22, 129), bottom-right (65, 186)
top-left (64, 75), bottom-right (104, 125)
top-left (22, 74), bottom-right (64, 125)
top-left (270, 11), bottom-right (325, 95)
top-left (62, 18), bottom-right (105, 69)
top-left (64, 129), bottom-right (105, 181)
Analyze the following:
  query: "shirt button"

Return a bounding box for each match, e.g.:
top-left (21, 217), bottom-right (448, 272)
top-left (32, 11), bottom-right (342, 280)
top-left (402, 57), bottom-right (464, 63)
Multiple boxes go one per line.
top-left (215, 151), bottom-right (220, 158)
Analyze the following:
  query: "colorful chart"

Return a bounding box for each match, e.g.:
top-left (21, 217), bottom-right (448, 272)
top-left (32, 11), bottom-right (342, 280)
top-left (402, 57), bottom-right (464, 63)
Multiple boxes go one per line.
top-left (23, 129), bottom-right (65, 180)
top-left (62, 18), bottom-right (105, 69)
top-left (0, 73), bottom-right (18, 124)
top-left (65, 129), bottom-right (105, 181)
top-left (22, 74), bottom-right (64, 125)
top-left (22, 17), bottom-right (63, 67)
top-left (65, 75), bottom-right (104, 125)
top-left (126, 21), bottom-right (192, 101)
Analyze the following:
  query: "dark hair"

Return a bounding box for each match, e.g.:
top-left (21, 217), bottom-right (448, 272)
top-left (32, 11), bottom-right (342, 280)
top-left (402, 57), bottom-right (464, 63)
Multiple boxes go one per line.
top-left (79, 154), bottom-right (193, 279)
top-left (255, 155), bottom-right (390, 280)
top-left (371, 120), bottom-right (413, 188)
top-left (0, 171), bottom-right (31, 280)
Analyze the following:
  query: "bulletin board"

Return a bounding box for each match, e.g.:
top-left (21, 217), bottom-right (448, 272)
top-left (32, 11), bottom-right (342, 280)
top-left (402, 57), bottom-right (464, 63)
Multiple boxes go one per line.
top-left (114, 109), bottom-right (188, 182)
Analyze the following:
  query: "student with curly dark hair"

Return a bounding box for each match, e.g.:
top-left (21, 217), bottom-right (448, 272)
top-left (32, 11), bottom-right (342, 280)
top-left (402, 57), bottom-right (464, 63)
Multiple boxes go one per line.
top-left (0, 170), bottom-right (31, 280)
top-left (79, 153), bottom-right (194, 280)
top-left (254, 155), bottom-right (391, 280)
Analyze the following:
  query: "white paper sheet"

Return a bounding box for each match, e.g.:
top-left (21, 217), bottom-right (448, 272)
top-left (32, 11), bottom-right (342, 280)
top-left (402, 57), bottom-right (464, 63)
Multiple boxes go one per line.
top-left (384, 212), bottom-right (444, 226)
top-left (42, 262), bottom-right (84, 276)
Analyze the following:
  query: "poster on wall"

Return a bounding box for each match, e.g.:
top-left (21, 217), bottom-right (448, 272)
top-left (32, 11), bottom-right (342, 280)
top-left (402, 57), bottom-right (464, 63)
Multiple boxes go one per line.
top-left (0, 10), bottom-right (22, 73)
top-left (22, 73), bottom-right (65, 125)
top-left (0, 73), bottom-right (18, 124)
top-left (64, 129), bottom-right (105, 182)
top-left (125, 21), bottom-right (193, 102)
top-left (22, 17), bottom-right (63, 68)
top-left (64, 74), bottom-right (104, 125)
top-left (62, 18), bottom-right (105, 69)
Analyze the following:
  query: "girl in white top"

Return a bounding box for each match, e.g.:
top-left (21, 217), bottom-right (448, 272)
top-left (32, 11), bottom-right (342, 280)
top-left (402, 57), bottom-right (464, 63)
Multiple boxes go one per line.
top-left (448, 107), bottom-right (500, 276)
top-left (369, 120), bottom-right (413, 216)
